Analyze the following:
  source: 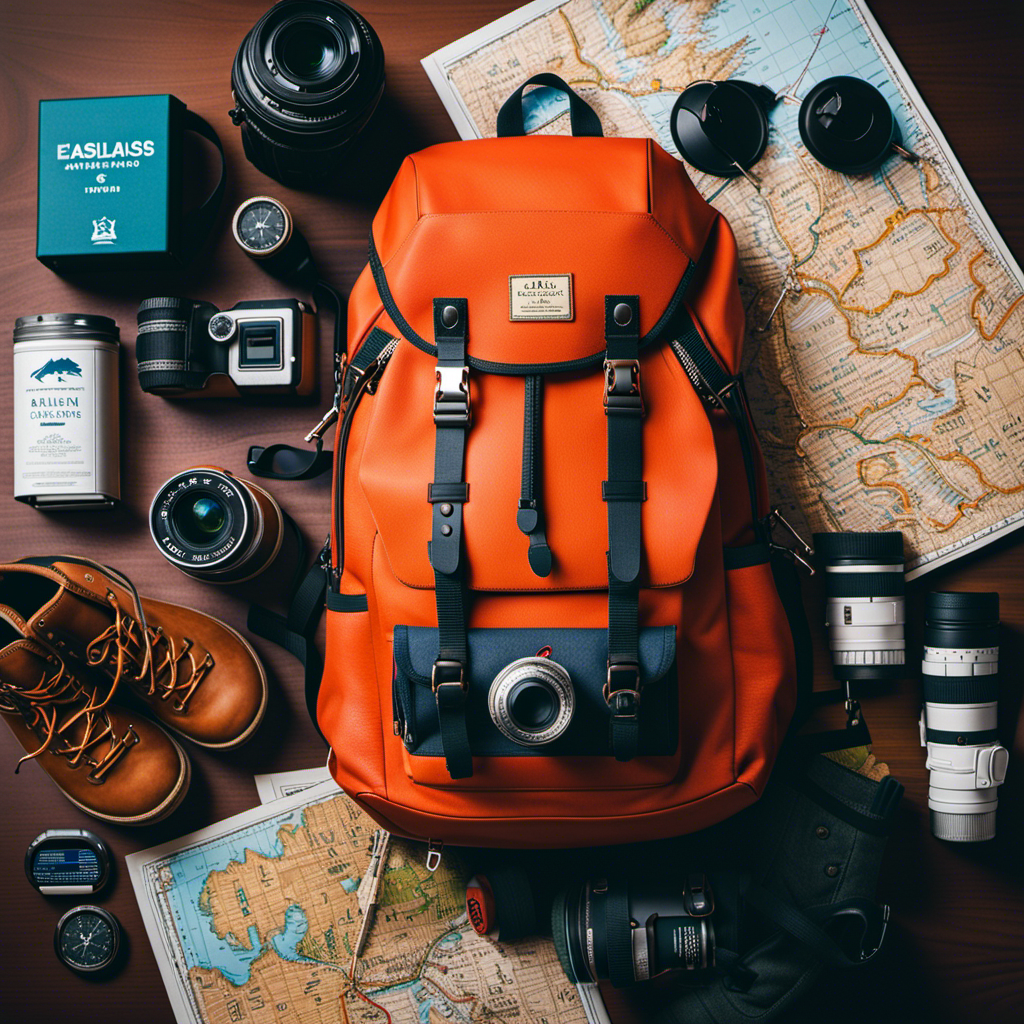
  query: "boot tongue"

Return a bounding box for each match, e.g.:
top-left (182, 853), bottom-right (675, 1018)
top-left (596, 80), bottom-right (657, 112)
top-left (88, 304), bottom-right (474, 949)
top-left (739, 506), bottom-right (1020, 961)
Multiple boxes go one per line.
top-left (27, 582), bottom-right (116, 668)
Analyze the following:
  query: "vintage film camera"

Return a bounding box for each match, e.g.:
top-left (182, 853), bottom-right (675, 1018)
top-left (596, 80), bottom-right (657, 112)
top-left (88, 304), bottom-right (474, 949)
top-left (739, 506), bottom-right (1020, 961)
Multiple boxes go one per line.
top-left (136, 297), bottom-right (316, 399)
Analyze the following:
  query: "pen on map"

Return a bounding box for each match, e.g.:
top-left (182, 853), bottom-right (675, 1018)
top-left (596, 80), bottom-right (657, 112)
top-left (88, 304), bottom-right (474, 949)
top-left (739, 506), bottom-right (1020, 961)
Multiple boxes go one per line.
top-left (353, 831), bottom-right (390, 964)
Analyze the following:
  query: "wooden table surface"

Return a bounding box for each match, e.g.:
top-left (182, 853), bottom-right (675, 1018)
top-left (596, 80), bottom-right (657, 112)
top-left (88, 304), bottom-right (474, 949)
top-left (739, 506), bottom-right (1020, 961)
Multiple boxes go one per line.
top-left (1, 2), bottom-right (1023, 1022)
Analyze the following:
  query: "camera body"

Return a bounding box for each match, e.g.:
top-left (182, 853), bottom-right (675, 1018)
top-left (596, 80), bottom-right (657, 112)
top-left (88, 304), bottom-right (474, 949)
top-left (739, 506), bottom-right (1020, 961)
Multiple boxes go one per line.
top-left (136, 297), bottom-right (316, 399)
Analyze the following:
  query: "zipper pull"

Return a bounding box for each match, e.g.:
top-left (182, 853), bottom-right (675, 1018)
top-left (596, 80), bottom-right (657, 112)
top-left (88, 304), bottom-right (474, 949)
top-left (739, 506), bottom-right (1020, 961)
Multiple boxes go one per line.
top-left (765, 507), bottom-right (816, 574)
top-left (365, 338), bottom-right (398, 394)
top-left (425, 839), bottom-right (444, 872)
top-left (305, 378), bottom-right (344, 445)
top-left (316, 535), bottom-right (335, 586)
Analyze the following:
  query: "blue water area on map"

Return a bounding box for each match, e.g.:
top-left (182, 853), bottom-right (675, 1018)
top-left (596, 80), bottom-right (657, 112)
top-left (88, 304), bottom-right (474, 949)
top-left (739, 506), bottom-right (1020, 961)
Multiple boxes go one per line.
top-left (195, 923), bottom-right (265, 985)
top-left (522, 87), bottom-right (570, 132)
top-left (696, 0), bottom-right (913, 149)
top-left (917, 377), bottom-right (957, 416)
top-left (157, 806), bottom-right (323, 985)
top-left (271, 904), bottom-right (312, 962)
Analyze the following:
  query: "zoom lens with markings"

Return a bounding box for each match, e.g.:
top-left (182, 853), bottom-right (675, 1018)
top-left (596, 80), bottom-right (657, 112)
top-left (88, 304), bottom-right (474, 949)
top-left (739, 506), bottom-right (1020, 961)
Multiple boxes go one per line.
top-left (815, 531), bottom-right (906, 681)
top-left (149, 466), bottom-right (284, 584)
top-left (921, 591), bottom-right (1008, 842)
top-left (488, 657), bottom-right (575, 747)
top-left (555, 874), bottom-right (715, 988)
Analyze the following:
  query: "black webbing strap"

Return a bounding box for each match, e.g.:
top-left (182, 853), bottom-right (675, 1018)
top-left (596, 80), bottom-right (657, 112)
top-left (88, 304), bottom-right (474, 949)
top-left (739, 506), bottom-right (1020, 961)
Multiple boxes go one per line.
top-left (247, 325), bottom-right (394, 481)
top-left (179, 110), bottom-right (226, 263)
top-left (496, 73), bottom-right (604, 138)
top-left (246, 524), bottom-right (329, 738)
top-left (744, 887), bottom-right (882, 968)
top-left (428, 298), bottom-right (473, 779)
top-left (517, 374), bottom-right (552, 577)
top-left (603, 295), bottom-right (644, 762)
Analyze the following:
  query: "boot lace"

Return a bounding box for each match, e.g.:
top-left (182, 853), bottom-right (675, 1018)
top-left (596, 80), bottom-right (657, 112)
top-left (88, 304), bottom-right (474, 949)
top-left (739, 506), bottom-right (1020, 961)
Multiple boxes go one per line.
top-left (86, 590), bottom-right (214, 712)
top-left (0, 653), bottom-right (137, 783)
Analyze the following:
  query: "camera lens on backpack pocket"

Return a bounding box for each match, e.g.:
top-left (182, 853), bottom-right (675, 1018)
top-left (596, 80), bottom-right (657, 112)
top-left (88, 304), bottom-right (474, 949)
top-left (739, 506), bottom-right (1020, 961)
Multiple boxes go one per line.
top-left (488, 657), bottom-right (575, 746)
top-left (149, 467), bottom-right (284, 584)
top-left (815, 532), bottom-right (906, 681)
top-left (555, 874), bottom-right (715, 987)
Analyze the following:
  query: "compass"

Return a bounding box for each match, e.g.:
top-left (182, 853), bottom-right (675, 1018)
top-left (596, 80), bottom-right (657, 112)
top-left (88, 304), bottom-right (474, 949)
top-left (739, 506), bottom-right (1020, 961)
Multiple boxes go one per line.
top-left (232, 195), bottom-right (293, 257)
top-left (54, 905), bottom-right (122, 976)
top-left (231, 195), bottom-right (315, 281)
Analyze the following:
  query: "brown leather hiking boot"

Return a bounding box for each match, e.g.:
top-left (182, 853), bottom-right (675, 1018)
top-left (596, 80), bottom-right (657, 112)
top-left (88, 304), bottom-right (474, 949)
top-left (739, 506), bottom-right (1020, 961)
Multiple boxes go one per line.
top-left (0, 558), bottom-right (268, 749)
top-left (0, 605), bottom-right (190, 825)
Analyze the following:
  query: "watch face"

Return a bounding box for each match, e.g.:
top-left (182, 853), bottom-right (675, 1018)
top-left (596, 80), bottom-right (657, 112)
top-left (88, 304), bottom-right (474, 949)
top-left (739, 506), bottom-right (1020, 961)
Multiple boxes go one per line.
top-left (235, 198), bottom-right (289, 254)
top-left (56, 907), bottom-right (119, 973)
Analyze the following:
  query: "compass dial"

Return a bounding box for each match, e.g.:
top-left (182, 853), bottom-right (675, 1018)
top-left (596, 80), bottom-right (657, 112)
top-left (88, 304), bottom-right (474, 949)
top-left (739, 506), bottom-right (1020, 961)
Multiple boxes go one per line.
top-left (232, 197), bottom-right (291, 256)
top-left (55, 906), bottom-right (120, 974)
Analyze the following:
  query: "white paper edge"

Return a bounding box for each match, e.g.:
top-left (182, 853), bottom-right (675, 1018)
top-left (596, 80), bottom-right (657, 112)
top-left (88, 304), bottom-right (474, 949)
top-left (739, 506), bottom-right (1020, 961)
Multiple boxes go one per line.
top-left (253, 765), bottom-right (335, 804)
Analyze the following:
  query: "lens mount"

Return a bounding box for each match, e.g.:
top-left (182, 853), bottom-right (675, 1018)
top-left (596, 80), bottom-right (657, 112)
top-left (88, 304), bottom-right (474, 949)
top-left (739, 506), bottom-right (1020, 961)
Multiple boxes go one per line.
top-left (488, 657), bottom-right (574, 746)
top-left (149, 467), bottom-right (283, 584)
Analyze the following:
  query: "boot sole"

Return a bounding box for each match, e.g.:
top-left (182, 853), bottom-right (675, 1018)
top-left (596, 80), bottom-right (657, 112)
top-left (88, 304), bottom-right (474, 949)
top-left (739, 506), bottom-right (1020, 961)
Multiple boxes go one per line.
top-left (145, 606), bottom-right (269, 751)
top-left (55, 726), bottom-right (191, 826)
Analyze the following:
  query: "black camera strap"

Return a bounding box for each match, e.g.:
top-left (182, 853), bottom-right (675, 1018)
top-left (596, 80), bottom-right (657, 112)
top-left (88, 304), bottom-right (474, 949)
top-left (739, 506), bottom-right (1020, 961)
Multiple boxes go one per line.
top-left (248, 279), bottom-right (346, 481)
top-left (246, 520), bottom-right (329, 738)
top-left (179, 110), bottom-right (227, 264)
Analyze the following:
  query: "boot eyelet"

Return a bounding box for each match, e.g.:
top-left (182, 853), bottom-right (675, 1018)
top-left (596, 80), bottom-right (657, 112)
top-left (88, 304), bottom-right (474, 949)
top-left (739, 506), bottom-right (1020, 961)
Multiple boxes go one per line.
top-left (84, 573), bottom-right (94, 582)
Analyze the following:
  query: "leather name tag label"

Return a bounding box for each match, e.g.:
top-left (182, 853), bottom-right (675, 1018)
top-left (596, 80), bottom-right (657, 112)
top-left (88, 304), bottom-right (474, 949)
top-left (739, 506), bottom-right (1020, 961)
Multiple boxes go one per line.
top-left (509, 274), bottom-right (574, 321)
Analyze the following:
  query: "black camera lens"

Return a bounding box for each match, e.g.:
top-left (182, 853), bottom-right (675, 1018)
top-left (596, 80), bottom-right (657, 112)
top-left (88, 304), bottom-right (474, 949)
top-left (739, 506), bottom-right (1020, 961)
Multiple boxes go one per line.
top-left (174, 495), bottom-right (229, 546)
top-left (137, 297), bottom-right (220, 393)
top-left (923, 591), bottom-right (999, 650)
top-left (230, 0), bottom-right (385, 188)
top-left (150, 467), bottom-right (284, 585)
top-left (555, 875), bottom-right (714, 987)
top-left (276, 21), bottom-right (342, 79)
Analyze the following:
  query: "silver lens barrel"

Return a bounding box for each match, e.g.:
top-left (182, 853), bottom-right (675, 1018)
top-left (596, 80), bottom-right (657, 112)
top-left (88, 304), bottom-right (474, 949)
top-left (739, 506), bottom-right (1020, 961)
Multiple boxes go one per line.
top-left (815, 532), bottom-right (906, 681)
top-left (921, 592), bottom-right (1006, 842)
top-left (488, 657), bottom-right (575, 746)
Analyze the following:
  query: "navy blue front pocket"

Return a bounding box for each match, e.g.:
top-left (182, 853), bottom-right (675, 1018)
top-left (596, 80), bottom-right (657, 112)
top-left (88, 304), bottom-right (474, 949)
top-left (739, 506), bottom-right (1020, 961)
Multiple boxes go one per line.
top-left (392, 626), bottom-right (677, 758)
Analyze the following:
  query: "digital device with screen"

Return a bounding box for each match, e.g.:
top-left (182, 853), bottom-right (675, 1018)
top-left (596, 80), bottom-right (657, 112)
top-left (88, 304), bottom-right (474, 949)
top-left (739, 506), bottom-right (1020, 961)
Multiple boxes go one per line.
top-left (25, 829), bottom-right (112, 896)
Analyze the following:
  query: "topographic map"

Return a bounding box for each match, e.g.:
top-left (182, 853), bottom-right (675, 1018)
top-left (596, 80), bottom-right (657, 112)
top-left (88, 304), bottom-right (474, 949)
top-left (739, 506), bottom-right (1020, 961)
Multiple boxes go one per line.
top-left (127, 779), bottom-right (586, 1024)
top-left (423, 0), bottom-right (1024, 577)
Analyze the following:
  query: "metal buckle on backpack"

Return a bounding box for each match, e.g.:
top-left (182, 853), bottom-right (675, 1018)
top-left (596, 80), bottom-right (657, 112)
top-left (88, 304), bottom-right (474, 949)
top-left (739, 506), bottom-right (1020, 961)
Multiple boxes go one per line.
top-left (432, 659), bottom-right (468, 696)
top-left (603, 359), bottom-right (644, 416)
top-left (604, 661), bottom-right (641, 717)
top-left (434, 365), bottom-right (471, 425)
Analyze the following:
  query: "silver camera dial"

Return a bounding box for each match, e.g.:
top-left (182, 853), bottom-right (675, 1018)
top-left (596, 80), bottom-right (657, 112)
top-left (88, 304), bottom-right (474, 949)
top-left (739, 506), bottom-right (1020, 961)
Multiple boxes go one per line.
top-left (488, 657), bottom-right (575, 746)
top-left (208, 313), bottom-right (237, 342)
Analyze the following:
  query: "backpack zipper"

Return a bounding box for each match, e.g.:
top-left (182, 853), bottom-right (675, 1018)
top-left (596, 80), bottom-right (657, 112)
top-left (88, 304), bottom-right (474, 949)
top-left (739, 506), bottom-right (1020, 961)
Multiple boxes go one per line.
top-left (331, 336), bottom-right (398, 583)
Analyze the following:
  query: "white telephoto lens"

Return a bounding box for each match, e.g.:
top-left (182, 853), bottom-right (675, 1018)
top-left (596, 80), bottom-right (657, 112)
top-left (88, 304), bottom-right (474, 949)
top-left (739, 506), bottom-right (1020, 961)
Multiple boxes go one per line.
top-left (921, 592), bottom-right (1006, 842)
top-left (815, 531), bottom-right (906, 682)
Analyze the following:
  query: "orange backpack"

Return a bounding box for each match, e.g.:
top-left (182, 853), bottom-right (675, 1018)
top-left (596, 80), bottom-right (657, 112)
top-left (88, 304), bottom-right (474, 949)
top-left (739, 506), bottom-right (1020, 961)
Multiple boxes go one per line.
top-left (319, 76), bottom-right (804, 849)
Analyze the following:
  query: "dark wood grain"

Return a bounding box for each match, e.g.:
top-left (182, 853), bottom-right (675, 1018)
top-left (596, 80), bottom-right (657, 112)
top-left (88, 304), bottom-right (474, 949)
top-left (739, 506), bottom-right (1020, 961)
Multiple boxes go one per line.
top-left (1, 3), bottom-right (1023, 1023)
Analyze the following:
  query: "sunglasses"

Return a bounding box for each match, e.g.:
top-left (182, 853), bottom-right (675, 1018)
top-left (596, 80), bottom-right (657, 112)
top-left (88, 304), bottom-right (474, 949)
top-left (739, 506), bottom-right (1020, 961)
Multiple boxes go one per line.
top-left (670, 75), bottom-right (917, 187)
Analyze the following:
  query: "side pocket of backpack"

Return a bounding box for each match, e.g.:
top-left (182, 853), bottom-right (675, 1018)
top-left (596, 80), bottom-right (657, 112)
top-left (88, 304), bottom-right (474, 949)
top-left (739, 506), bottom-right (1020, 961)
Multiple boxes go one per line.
top-left (723, 543), bottom-right (798, 790)
top-left (320, 594), bottom-right (388, 797)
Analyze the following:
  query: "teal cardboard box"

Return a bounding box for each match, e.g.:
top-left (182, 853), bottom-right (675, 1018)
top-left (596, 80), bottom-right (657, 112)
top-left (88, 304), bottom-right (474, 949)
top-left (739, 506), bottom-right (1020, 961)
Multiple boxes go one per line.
top-left (37, 94), bottom-right (216, 273)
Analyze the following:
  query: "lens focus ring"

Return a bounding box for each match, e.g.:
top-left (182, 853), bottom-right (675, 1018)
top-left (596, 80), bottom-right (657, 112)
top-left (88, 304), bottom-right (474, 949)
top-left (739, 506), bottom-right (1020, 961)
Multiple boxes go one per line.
top-left (488, 657), bottom-right (574, 746)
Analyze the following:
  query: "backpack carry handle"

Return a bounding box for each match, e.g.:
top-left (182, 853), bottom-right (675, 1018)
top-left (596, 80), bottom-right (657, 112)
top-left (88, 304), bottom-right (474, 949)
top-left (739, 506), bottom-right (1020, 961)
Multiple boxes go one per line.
top-left (497, 74), bottom-right (604, 138)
